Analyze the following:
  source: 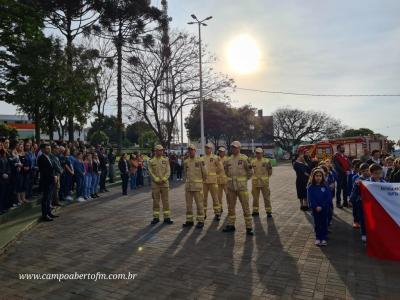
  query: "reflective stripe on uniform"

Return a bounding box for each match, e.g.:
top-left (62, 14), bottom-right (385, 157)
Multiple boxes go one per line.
top-left (253, 176), bottom-right (269, 180)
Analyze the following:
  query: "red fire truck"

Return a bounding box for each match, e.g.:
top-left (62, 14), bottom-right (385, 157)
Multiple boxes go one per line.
top-left (297, 135), bottom-right (388, 161)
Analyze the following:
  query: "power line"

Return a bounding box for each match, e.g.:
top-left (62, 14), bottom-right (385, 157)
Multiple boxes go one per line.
top-left (236, 87), bottom-right (400, 97)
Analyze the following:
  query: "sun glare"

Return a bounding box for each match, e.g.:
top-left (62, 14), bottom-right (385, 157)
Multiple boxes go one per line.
top-left (227, 35), bottom-right (261, 74)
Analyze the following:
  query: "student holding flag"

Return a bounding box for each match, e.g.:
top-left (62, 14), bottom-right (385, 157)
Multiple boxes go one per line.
top-left (350, 163), bottom-right (370, 243)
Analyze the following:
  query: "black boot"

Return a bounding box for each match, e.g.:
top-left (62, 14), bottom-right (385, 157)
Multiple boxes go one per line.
top-left (267, 212), bottom-right (272, 218)
top-left (163, 218), bottom-right (173, 225)
top-left (252, 212), bottom-right (259, 217)
top-left (182, 221), bottom-right (194, 228)
top-left (151, 218), bottom-right (160, 225)
top-left (246, 228), bottom-right (254, 236)
top-left (195, 222), bottom-right (204, 229)
top-left (223, 225), bottom-right (236, 232)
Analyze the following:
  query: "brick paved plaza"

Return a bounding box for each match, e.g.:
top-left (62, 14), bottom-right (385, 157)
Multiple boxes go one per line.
top-left (0, 164), bottom-right (399, 300)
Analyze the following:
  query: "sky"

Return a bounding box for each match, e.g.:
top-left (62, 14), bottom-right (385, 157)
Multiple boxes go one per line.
top-left (2, 0), bottom-right (400, 140)
top-left (167, 0), bottom-right (400, 140)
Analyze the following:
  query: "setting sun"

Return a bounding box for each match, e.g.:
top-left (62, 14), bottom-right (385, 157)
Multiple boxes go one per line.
top-left (227, 35), bottom-right (261, 74)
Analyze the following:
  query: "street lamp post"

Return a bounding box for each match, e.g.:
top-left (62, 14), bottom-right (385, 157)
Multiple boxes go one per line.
top-left (249, 124), bottom-right (255, 154)
top-left (188, 14), bottom-right (212, 154)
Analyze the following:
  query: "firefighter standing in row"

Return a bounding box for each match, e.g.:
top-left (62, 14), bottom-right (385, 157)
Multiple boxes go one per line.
top-left (223, 141), bottom-right (254, 235)
top-left (203, 143), bottom-right (223, 221)
top-left (251, 147), bottom-right (273, 218)
top-left (217, 147), bottom-right (229, 213)
top-left (148, 145), bottom-right (173, 225)
top-left (183, 144), bottom-right (207, 229)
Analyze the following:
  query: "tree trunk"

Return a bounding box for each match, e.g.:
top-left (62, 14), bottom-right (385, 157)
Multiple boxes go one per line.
top-left (56, 121), bottom-right (62, 141)
top-left (66, 17), bottom-right (74, 142)
top-left (34, 105), bottom-right (40, 144)
top-left (116, 24), bottom-right (123, 154)
top-left (48, 103), bottom-right (54, 141)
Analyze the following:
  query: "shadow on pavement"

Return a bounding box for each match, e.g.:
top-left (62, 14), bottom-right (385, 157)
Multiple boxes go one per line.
top-left (254, 217), bottom-right (300, 297)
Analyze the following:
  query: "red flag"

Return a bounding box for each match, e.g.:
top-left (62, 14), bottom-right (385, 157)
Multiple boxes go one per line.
top-left (361, 182), bottom-right (400, 260)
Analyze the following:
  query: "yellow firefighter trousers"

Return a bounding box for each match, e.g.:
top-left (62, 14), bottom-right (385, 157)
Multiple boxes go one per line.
top-left (203, 183), bottom-right (221, 216)
top-left (185, 190), bottom-right (204, 222)
top-left (227, 189), bottom-right (252, 228)
top-left (252, 186), bottom-right (272, 213)
top-left (152, 186), bottom-right (170, 218)
top-left (217, 184), bottom-right (228, 211)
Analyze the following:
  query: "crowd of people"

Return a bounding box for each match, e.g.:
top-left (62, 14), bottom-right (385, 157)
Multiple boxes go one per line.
top-left (0, 137), bottom-right (198, 222)
top-left (0, 138), bottom-right (153, 220)
top-left (293, 144), bottom-right (399, 247)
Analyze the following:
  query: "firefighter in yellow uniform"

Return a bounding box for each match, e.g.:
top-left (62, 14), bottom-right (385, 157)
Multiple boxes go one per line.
top-left (149, 145), bottom-right (173, 225)
top-left (203, 143), bottom-right (223, 221)
top-left (251, 147), bottom-right (273, 218)
top-left (183, 144), bottom-right (207, 229)
top-left (217, 147), bottom-right (229, 213)
top-left (223, 141), bottom-right (254, 235)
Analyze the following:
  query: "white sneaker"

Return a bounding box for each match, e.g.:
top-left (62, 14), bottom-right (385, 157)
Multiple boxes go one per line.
top-left (77, 197), bottom-right (86, 202)
top-left (320, 240), bottom-right (327, 246)
top-left (315, 240), bottom-right (321, 246)
top-left (65, 196), bottom-right (73, 201)
top-left (361, 235), bottom-right (367, 243)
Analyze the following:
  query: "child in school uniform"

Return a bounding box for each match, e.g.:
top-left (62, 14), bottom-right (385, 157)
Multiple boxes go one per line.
top-left (383, 156), bottom-right (395, 181)
top-left (307, 168), bottom-right (331, 247)
top-left (350, 163), bottom-right (370, 243)
top-left (320, 165), bottom-right (335, 227)
top-left (366, 164), bottom-right (386, 184)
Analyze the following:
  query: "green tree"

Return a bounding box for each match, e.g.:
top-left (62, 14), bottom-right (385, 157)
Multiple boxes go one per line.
top-left (0, 124), bottom-right (18, 140)
top-left (4, 36), bottom-right (55, 142)
top-left (40, 0), bottom-right (98, 141)
top-left (90, 130), bottom-right (109, 146)
top-left (87, 115), bottom-right (123, 145)
top-left (4, 36), bottom-right (96, 142)
top-left (126, 121), bottom-right (157, 147)
top-left (90, 0), bottom-right (162, 153)
top-left (0, 0), bottom-right (44, 100)
top-left (185, 99), bottom-right (230, 148)
top-left (342, 128), bottom-right (374, 137)
top-left (185, 100), bottom-right (259, 149)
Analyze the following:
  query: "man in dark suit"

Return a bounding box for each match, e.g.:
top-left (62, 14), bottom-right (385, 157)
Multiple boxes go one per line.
top-left (37, 144), bottom-right (59, 221)
top-left (98, 147), bottom-right (109, 193)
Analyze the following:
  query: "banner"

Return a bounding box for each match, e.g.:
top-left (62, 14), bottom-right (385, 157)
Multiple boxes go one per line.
top-left (361, 182), bottom-right (400, 260)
